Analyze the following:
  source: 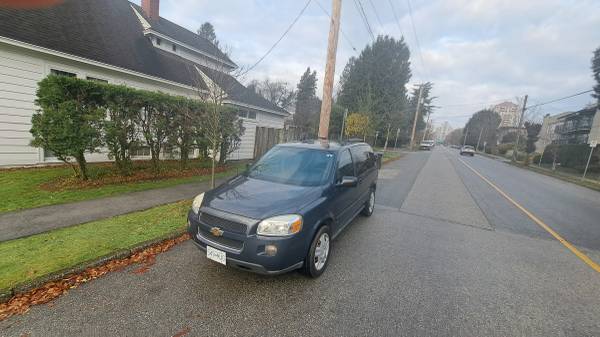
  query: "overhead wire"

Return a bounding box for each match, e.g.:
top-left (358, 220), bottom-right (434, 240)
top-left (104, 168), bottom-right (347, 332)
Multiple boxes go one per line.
top-left (240, 0), bottom-right (312, 76)
top-left (314, 0), bottom-right (359, 52)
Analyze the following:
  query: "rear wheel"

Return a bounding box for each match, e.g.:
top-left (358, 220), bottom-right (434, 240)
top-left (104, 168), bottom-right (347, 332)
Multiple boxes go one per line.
top-left (302, 226), bottom-right (331, 278)
top-left (361, 189), bottom-right (375, 216)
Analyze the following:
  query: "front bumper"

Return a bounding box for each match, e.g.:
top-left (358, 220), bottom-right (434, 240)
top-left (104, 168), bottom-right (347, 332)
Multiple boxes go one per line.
top-left (187, 210), bottom-right (306, 275)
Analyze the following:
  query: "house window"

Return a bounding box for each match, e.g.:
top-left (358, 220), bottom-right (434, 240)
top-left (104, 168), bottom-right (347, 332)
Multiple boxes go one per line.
top-left (156, 37), bottom-right (161, 46)
top-left (87, 76), bottom-right (108, 83)
top-left (248, 111), bottom-right (257, 119)
top-left (132, 146), bottom-right (151, 157)
top-left (237, 110), bottom-right (248, 118)
top-left (172, 44), bottom-right (177, 52)
top-left (50, 69), bottom-right (76, 77)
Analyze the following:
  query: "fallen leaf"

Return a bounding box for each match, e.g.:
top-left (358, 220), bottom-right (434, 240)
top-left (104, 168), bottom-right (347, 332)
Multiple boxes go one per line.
top-left (172, 327), bottom-right (191, 337)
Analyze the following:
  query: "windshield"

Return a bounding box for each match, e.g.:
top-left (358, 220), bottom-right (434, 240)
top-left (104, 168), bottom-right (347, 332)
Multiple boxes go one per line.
top-left (248, 147), bottom-right (335, 186)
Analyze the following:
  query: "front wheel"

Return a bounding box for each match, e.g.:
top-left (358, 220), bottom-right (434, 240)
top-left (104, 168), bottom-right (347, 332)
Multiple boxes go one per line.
top-left (302, 226), bottom-right (331, 278)
top-left (361, 189), bottom-right (375, 216)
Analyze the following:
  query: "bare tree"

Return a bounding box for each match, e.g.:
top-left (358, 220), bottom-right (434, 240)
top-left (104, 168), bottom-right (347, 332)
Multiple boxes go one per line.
top-left (187, 58), bottom-right (245, 188)
top-left (247, 78), bottom-right (296, 110)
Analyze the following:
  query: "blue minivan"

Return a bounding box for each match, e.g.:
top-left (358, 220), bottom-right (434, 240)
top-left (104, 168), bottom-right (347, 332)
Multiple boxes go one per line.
top-left (187, 141), bottom-right (379, 277)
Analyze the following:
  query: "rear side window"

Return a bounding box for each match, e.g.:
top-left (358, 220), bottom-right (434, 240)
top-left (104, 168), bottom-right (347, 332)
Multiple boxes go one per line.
top-left (336, 149), bottom-right (354, 179)
top-left (350, 146), bottom-right (368, 175)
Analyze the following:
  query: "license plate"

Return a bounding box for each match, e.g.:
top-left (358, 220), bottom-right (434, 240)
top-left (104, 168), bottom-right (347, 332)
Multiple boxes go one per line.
top-left (206, 245), bottom-right (226, 265)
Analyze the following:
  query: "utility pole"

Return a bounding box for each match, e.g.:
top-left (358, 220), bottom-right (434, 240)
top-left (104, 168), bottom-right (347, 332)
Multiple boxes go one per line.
top-left (512, 94), bottom-right (528, 162)
top-left (394, 127), bottom-right (400, 148)
top-left (317, 0), bottom-right (342, 141)
top-left (582, 142), bottom-right (597, 180)
top-left (374, 130), bottom-right (379, 147)
top-left (339, 108), bottom-right (348, 142)
top-left (409, 84), bottom-right (424, 150)
top-left (421, 112), bottom-right (431, 143)
top-left (462, 126), bottom-right (469, 146)
top-left (476, 127), bottom-right (484, 151)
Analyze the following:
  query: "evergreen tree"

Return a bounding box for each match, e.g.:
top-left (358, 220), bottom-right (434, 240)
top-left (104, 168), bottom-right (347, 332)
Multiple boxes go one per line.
top-left (198, 22), bottom-right (219, 48)
top-left (294, 67), bottom-right (320, 136)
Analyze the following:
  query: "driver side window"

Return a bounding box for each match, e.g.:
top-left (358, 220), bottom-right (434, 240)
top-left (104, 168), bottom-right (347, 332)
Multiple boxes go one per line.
top-left (336, 149), bottom-right (354, 180)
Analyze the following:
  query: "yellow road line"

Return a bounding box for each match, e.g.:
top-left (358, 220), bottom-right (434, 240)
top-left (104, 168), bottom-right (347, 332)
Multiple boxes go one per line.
top-left (458, 157), bottom-right (600, 273)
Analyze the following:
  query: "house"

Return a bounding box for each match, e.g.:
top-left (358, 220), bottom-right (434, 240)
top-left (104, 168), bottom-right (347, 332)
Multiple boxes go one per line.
top-left (535, 112), bottom-right (570, 152)
top-left (0, 0), bottom-right (288, 166)
top-left (552, 106), bottom-right (597, 145)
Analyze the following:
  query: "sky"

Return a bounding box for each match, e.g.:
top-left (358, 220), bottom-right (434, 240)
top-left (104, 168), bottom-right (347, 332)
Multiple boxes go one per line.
top-left (141, 0), bottom-right (600, 128)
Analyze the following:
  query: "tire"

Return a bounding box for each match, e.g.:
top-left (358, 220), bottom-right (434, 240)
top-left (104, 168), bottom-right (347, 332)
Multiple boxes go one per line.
top-left (361, 189), bottom-right (375, 216)
top-left (302, 225), bottom-right (331, 278)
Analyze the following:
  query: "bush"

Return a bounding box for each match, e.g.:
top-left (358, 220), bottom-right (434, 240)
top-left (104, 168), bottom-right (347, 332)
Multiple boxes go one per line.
top-left (541, 144), bottom-right (599, 171)
top-left (497, 143), bottom-right (513, 155)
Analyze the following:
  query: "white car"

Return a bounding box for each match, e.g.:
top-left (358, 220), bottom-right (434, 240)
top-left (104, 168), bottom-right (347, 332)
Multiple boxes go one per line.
top-left (419, 140), bottom-right (435, 150)
top-left (460, 145), bottom-right (475, 156)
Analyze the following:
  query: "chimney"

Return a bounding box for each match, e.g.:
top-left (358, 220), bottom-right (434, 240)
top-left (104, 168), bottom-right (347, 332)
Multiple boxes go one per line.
top-left (141, 0), bottom-right (160, 21)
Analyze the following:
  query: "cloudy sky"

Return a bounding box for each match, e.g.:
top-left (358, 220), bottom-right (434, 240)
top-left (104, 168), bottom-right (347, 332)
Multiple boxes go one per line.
top-left (143, 0), bottom-right (599, 127)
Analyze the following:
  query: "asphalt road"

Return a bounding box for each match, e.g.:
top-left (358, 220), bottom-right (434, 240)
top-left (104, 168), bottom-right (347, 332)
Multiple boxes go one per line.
top-left (2, 148), bottom-right (600, 337)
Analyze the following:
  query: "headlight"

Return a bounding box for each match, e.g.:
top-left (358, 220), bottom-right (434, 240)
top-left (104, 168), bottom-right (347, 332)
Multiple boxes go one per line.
top-left (257, 214), bottom-right (303, 236)
top-left (191, 193), bottom-right (205, 214)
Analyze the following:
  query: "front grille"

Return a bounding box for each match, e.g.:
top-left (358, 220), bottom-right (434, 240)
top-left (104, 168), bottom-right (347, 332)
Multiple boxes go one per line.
top-left (200, 212), bottom-right (247, 234)
top-left (198, 227), bottom-right (244, 251)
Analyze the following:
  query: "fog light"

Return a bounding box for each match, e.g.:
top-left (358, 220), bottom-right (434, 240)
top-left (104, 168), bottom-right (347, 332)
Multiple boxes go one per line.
top-left (265, 244), bottom-right (278, 256)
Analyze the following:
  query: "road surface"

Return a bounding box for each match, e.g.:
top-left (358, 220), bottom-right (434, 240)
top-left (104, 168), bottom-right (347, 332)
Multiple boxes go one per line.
top-left (2, 148), bottom-right (600, 337)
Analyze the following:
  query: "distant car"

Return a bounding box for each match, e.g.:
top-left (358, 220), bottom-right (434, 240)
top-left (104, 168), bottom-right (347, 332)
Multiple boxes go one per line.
top-left (451, 145), bottom-right (461, 149)
top-left (187, 141), bottom-right (379, 278)
top-left (419, 140), bottom-right (435, 150)
top-left (460, 145), bottom-right (475, 156)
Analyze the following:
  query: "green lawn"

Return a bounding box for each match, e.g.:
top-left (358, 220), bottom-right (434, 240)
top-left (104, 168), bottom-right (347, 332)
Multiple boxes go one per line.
top-left (0, 161), bottom-right (242, 214)
top-left (0, 200), bottom-right (189, 292)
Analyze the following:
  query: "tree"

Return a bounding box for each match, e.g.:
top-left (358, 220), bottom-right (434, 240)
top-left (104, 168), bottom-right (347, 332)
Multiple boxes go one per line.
top-left (218, 108), bottom-right (245, 164)
top-left (405, 82), bottom-right (436, 144)
top-left (294, 67), bottom-right (320, 136)
top-left (137, 92), bottom-right (175, 173)
top-left (592, 46), bottom-right (600, 100)
top-left (198, 22), bottom-right (219, 49)
top-left (31, 75), bottom-right (105, 180)
top-left (344, 113), bottom-right (370, 139)
top-left (103, 85), bottom-right (143, 175)
top-left (168, 98), bottom-right (205, 169)
top-left (463, 110), bottom-right (502, 148)
top-left (247, 78), bottom-right (295, 110)
top-left (445, 128), bottom-right (463, 146)
top-left (501, 131), bottom-right (518, 144)
top-left (524, 121), bottom-right (542, 154)
top-left (337, 35), bottom-right (413, 141)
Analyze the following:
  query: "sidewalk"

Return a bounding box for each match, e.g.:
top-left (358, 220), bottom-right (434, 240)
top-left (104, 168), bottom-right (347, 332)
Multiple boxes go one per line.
top-left (0, 178), bottom-right (227, 242)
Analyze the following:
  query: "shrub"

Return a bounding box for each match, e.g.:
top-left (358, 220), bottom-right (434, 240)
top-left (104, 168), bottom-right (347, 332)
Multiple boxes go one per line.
top-left (31, 76), bottom-right (105, 180)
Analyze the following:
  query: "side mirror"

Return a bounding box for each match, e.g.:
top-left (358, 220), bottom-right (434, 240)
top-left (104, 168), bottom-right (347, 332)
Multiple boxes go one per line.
top-left (336, 176), bottom-right (358, 188)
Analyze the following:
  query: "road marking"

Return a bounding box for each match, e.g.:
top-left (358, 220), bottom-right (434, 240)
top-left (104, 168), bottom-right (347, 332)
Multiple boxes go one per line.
top-left (458, 157), bottom-right (600, 273)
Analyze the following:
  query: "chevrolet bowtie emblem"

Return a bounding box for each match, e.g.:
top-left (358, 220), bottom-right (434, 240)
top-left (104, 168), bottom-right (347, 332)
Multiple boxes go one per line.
top-left (210, 227), bottom-right (224, 237)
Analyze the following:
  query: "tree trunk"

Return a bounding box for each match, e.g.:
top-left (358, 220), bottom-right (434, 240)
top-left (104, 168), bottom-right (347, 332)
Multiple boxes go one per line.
top-left (75, 153), bottom-right (88, 180)
top-left (219, 139), bottom-right (228, 165)
top-left (149, 144), bottom-right (160, 174)
top-left (210, 156), bottom-right (216, 188)
top-left (180, 144), bottom-right (189, 170)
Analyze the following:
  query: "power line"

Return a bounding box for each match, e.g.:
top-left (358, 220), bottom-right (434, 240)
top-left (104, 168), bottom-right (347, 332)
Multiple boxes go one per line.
top-left (367, 0), bottom-right (384, 30)
top-left (526, 89), bottom-right (594, 110)
top-left (240, 0), bottom-right (312, 76)
top-left (405, 0), bottom-right (427, 78)
top-left (353, 0), bottom-right (375, 41)
top-left (387, 0), bottom-right (406, 38)
top-left (314, 0), bottom-right (358, 52)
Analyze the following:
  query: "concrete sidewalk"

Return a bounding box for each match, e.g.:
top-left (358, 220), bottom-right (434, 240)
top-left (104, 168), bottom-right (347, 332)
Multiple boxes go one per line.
top-left (0, 177), bottom-right (228, 242)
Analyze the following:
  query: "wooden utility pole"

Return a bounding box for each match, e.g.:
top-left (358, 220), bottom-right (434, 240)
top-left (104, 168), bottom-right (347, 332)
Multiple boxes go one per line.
top-left (318, 0), bottom-right (342, 140)
top-left (383, 124), bottom-right (391, 153)
top-left (409, 84), bottom-right (424, 150)
top-left (512, 94), bottom-right (528, 162)
top-left (339, 108), bottom-right (348, 141)
top-left (476, 127), bottom-right (484, 151)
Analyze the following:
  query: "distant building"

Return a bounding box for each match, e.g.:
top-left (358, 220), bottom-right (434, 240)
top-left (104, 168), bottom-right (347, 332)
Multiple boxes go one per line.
top-left (535, 112), bottom-right (570, 153)
top-left (492, 102), bottom-right (520, 128)
top-left (552, 106), bottom-right (597, 145)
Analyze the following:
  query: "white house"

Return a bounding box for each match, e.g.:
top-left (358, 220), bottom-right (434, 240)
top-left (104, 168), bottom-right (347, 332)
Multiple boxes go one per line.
top-left (0, 0), bottom-right (288, 166)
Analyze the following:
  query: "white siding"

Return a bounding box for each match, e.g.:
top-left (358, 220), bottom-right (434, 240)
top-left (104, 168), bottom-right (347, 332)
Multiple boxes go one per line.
top-left (229, 120), bottom-right (256, 160)
top-left (0, 42), bottom-right (197, 166)
top-left (256, 110), bottom-right (285, 129)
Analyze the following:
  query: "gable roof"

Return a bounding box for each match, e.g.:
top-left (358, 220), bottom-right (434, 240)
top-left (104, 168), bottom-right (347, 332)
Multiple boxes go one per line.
top-left (0, 0), bottom-right (286, 115)
top-left (130, 3), bottom-right (235, 68)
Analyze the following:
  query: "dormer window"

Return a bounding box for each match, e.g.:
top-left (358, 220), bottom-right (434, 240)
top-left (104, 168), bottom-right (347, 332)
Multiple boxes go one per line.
top-left (156, 37), bottom-right (161, 46)
top-left (172, 44), bottom-right (177, 52)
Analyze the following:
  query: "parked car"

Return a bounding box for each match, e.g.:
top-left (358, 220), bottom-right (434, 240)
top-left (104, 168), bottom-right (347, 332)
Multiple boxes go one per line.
top-left (419, 140), bottom-right (435, 150)
top-left (187, 141), bottom-right (379, 278)
top-left (460, 145), bottom-right (475, 156)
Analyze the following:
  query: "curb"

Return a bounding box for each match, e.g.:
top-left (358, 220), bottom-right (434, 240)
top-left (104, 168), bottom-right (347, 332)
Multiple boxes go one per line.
top-left (0, 229), bottom-right (187, 304)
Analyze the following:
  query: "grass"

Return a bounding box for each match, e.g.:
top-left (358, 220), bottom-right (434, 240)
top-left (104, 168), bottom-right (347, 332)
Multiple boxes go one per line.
top-left (0, 200), bottom-right (189, 292)
top-left (0, 160), bottom-right (243, 214)
top-left (509, 162), bottom-right (600, 192)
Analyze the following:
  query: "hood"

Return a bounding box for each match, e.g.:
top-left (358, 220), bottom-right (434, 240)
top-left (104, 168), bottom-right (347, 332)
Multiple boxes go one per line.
top-left (203, 175), bottom-right (324, 219)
